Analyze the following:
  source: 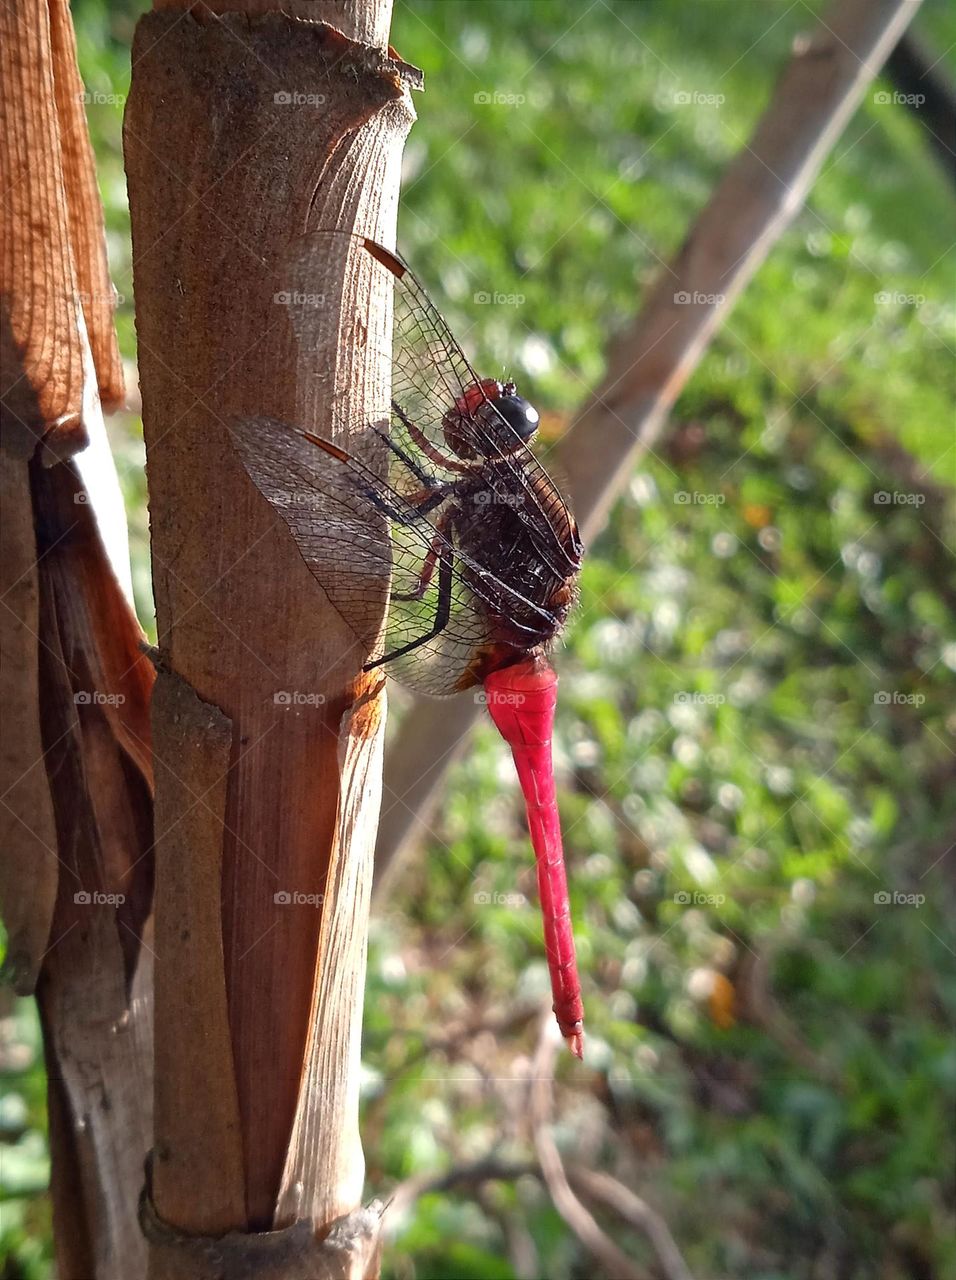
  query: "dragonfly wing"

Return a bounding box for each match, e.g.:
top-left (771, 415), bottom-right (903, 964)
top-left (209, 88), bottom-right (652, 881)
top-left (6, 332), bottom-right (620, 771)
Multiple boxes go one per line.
top-left (229, 415), bottom-right (391, 661)
top-left (230, 234), bottom-right (581, 697)
top-left (301, 233), bottom-right (580, 567)
top-left (355, 237), bottom-right (582, 568)
top-left (230, 415), bottom-right (498, 696)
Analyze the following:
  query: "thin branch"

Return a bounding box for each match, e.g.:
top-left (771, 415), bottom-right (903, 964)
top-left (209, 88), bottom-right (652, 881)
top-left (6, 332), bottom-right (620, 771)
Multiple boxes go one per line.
top-left (386, 1158), bottom-right (538, 1226)
top-left (529, 1015), bottom-right (651, 1280)
top-left (566, 1166), bottom-right (695, 1280)
top-left (385, 1057), bottom-right (696, 1280)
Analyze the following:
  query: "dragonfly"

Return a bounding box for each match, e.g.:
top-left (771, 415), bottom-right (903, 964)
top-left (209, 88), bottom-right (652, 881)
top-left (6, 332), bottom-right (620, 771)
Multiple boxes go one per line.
top-left (231, 234), bottom-right (585, 1057)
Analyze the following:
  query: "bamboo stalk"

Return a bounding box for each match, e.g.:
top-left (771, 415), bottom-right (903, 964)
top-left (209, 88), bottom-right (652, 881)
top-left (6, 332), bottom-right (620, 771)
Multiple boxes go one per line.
top-left (124, 3), bottom-right (417, 1265)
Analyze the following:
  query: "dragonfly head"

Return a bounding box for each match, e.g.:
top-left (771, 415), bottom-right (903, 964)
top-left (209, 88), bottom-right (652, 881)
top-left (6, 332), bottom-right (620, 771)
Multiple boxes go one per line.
top-left (491, 384), bottom-right (540, 445)
top-left (444, 378), bottom-right (541, 459)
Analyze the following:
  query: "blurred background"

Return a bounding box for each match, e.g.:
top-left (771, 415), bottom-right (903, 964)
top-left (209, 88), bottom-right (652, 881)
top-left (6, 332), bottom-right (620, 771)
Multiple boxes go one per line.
top-left (2, 1), bottom-right (954, 1277)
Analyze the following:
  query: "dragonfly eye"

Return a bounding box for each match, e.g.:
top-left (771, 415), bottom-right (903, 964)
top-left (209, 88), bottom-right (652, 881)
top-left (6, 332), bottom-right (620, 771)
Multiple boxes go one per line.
top-left (493, 393), bottom-right (540, 443)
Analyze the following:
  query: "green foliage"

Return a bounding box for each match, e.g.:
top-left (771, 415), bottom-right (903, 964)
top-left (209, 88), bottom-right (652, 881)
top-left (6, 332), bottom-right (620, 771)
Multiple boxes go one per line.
top-left (4, 1), bottom-right (955, 1277)
top-left (0, 1000), bottom-right (50, 1279)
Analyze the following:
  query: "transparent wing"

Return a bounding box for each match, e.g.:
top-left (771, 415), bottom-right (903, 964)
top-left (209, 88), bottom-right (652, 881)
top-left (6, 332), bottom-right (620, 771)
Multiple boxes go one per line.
top-left (358, 234), bottom-right (583, 570)
top-left (230, 415), bottom-right (506, 696)
top-left (322, 234), bottom-right (582, 572)
top-left (228, 235), bottom-right (581, 696)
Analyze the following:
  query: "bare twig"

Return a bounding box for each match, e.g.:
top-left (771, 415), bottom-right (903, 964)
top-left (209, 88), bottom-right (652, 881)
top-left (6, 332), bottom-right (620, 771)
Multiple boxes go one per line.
top-left (386, 1158), bottom-right (537, 1225)
top-left (736, 944), bottom-right (841, 1085)
top-left (385, 1048), bottom-right (695, 1280)
top-left (529, 1015), bottom-right (649, 1280)
top-left (566, 1167), bottom-right (695, 1280)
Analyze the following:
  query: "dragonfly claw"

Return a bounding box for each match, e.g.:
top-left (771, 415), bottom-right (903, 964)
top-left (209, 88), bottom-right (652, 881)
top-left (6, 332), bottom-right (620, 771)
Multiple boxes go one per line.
top-left (565, 1028), bottom-right (584, 1060)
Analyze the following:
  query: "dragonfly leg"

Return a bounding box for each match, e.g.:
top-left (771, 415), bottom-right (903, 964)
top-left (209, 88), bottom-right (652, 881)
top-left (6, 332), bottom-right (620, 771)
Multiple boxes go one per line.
top-left (371, 424), bottom-right (442, 487)
top-left (392, 401), bottom-right (470, 474)
top-left (359, 482), bottom-right (449, 525)
top-left (365, 519), bottom-right (456, 670)
top-left (391, 523), bottom-right (444, 601)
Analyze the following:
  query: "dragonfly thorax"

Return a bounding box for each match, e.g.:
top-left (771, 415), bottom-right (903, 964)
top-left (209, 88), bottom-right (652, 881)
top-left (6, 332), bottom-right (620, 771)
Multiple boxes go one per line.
top-left (442, 378), bottom-right (540, 460)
